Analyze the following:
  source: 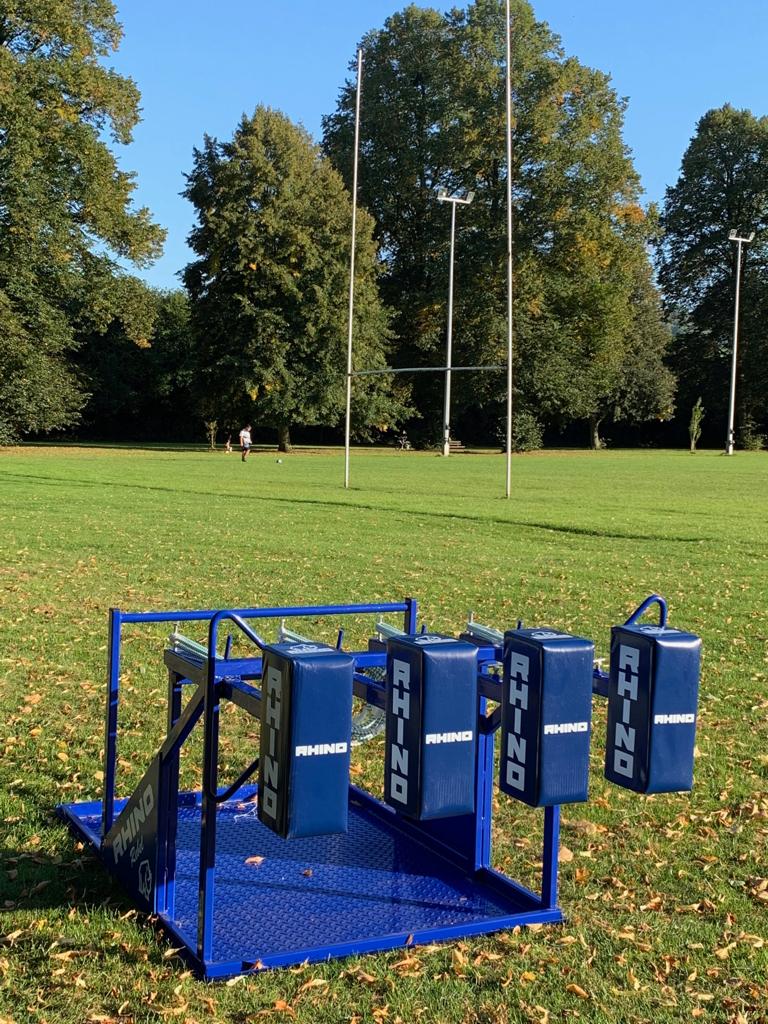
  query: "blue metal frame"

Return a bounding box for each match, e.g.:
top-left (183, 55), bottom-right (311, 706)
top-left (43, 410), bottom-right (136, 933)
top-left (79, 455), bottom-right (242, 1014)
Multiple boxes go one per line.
top-left (61, 597), bottom-right (575, 979)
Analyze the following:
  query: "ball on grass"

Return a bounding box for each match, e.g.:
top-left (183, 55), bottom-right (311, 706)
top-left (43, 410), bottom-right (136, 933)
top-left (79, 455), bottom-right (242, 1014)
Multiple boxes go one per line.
top-left (276, 458), bottom-right (283, 464)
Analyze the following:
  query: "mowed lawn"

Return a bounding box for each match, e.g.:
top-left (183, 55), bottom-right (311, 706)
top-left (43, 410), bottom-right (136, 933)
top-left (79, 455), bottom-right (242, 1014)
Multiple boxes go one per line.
top-left (0, 444), bottom-right (766, 1024)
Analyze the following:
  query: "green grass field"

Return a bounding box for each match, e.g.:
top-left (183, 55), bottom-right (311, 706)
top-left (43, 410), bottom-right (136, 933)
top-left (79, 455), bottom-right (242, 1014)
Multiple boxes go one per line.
top-left (1, 445), bottom-right (766, 1024)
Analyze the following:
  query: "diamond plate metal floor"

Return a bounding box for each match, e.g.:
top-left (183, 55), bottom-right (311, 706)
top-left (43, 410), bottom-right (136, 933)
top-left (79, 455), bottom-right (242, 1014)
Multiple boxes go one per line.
top-left (62, 790), bottom-right (552, 973)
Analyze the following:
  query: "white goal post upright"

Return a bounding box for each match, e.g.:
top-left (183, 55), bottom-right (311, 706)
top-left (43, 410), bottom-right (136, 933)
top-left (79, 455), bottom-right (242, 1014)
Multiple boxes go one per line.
top-left (344, 48), bottom-right (363, 491)
top-left (344, 7), bottom-right (515, 495)
top-left (505, 0), bottom-right (513, 499)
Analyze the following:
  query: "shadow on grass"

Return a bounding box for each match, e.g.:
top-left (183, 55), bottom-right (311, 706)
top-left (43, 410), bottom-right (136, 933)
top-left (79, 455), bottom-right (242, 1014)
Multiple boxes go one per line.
top-left (0, 471), bottom-right (710, 544)
top-left (0, 842), bottom-right (122, 913)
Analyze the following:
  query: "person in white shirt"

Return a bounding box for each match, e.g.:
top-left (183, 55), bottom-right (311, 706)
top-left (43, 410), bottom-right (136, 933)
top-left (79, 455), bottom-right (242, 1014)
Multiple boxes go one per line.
top-left (239, 425), bottom-right (252, 461)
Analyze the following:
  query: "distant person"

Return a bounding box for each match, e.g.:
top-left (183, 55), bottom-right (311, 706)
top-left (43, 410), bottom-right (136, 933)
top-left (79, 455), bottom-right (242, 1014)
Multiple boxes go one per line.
top-left (239, 425), bottom-right (252, 461)
top-left (225, 436), bottom-right (232, 454)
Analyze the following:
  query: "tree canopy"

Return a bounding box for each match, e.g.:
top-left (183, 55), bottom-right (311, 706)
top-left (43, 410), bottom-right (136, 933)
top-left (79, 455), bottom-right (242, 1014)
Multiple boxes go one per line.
top-left (323, 0), bottom-right (671, 447)
top-left (659, 105), bottom-right (768, 446)
top-left (0, 0), bottom-right (164, 442)
top-left (183, 106), bottom-right (408, 451)
top-left (0, 0), bottom-right (695, 451)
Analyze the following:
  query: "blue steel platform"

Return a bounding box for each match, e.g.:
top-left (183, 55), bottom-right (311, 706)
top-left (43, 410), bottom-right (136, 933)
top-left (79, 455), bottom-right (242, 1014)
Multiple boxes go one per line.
top-left (57, 600), bottom-right (572, 979)
top-left (59, 785), bottom-right (562, 979)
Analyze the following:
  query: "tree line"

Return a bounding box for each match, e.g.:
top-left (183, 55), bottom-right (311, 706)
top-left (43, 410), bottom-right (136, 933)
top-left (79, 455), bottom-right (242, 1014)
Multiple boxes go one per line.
top-left (1, 1), bottom-right (766, 451)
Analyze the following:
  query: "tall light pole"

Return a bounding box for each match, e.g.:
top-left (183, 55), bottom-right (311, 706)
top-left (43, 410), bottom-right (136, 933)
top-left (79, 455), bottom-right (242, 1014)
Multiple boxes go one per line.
top-left (437, 187), bottom-right (474, 457)
top-left (726, 228), bottom-right (754, 456)
top-left (344, 49), bottom-right (363, 489)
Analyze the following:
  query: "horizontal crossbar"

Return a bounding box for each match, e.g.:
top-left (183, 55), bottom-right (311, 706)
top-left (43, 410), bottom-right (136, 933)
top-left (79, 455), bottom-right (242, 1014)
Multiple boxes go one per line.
top-left (118, 601), bottom-right (410, 625)
top-left (350, 365), bottom-right (505, 377)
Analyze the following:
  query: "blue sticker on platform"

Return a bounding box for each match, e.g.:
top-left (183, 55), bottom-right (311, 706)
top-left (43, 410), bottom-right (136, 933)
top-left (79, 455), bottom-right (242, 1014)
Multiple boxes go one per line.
top-left (500, 629), bottom-right (594, 807)
top-left (384, 634), bottom-right (478, 820)
top-left (605, 625), bottom-right (701, 794)
top-left (258, 642), bottom-right (353, 838)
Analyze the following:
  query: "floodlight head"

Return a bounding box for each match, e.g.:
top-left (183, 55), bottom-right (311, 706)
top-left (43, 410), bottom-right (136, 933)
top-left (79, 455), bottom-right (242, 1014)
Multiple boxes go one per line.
top-left (729, 229), bottom-right (756, 243)
top-left (465, 191), bottom-right (475, 204)
top-left (437, 188), bottom-right (448, 201)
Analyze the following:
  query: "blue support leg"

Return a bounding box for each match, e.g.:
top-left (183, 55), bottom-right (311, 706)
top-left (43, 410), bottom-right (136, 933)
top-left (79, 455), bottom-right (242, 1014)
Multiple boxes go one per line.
top-left (197, 620), bottom-right (223, 962)
top-left (404, 597), bottom-right (418, 634)
top-left (160, 668), bottom-right (184, 916)
top-left (102, 608), bottom-right (122, 837)
top-left (474, 696), bottom-right (495, 870)
top-left (541, 805), bottom-right (560, 909)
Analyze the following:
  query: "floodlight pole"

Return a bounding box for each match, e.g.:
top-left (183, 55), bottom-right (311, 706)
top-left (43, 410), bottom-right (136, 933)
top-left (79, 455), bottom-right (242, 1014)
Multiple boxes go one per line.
top-left (344, 48), bottom-right (363, 489)
top-left (504, 0), bottom-right (514, 498)
top-left (437, 188), bottom-right (474, 456)
top-left (725, 229), bottom-right (754, 456)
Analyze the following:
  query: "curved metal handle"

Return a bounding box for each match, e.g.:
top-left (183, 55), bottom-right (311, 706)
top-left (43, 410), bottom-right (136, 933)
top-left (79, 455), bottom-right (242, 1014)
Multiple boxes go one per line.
top-left (203, 611), bottom-right (267, 804)
top-left (624, 593), bottom-right (667, 629)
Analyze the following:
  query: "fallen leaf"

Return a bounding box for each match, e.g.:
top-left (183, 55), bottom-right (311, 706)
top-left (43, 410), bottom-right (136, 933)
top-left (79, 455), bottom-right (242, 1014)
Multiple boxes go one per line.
top-left (566, 983), bottom-right (590, 1000)
top-left (714, 943), bottom-right (736, 960)
top-left (353, 970), bottom-right (376, 984)
top-left (298, 978), bottom-right (329, 993)
top-left (451, 947), bottom-right (467, 972)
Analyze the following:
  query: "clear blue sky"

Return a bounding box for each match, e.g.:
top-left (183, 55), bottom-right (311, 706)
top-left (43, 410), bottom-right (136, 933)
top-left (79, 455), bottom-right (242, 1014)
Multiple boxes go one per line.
top-left (109, 1), bottom-right (768, 290)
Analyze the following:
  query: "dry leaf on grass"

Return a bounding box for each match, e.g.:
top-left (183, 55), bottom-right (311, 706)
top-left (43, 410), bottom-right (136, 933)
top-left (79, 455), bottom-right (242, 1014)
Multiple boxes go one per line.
top-left (298, 977), bottom-right (329, 993)
top-left (566, 983), bottom-right (590, 999)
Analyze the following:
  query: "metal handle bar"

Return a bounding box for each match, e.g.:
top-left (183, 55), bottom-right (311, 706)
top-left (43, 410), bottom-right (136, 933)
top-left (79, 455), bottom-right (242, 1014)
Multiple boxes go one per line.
top-left (202, 612), bottom-right (267, 804)
top-left (624, 594), bottom-right (667, 629)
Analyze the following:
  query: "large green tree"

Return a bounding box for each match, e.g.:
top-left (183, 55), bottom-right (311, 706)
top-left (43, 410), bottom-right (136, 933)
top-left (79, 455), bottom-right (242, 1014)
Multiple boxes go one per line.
top-left (659, 105), bottom-right (768, 445)
top-left (75, 287), bottom-right (198, 441)
top-left (323, 0), bottom-right (669, 447)
top-left (183, 106), bottom-right (408, 451)
top-left (0, 0), bottom-right (164, 442)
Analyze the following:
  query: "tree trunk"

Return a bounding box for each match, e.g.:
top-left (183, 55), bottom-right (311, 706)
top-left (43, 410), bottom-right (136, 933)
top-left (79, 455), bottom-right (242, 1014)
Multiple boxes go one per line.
top-left (205, 420), bottom-right (217, 450)
top-left (588, 416), bottom-right (602, 451)
top-left (277, 424), bottom-right (292, 453)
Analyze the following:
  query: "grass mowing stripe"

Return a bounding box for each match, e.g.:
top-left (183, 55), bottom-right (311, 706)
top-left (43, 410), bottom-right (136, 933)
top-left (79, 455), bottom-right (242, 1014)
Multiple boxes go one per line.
top-left (0, 445), bottom-right (766, 1022)
top-left (0, 465), bottom-right (746, 544)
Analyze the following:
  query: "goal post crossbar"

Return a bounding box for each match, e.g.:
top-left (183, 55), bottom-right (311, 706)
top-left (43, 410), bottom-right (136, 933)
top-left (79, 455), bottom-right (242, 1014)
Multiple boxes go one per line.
top-left (350, 365), bottom-right (505, 377)
top-left (344, 7), bottom-right (514, 491)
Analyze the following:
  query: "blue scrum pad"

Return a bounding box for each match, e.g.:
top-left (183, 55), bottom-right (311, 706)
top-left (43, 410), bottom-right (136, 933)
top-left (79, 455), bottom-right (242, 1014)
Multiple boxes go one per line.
top-left (384, 634), bottom-right (478, 820)
top-left (258, 642), bottom-right (353, 838)
top-left (499, 629), bottom-right (594, 807)
top-left (604, 624), bottom-right (701, 794)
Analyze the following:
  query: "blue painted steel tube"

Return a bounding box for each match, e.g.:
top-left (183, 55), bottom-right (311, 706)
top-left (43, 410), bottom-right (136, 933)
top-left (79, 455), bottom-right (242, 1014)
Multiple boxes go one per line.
top-left (101, 608), bottom-right (122, 836)
top-left (197, 613), bottom-right (223, 962)
top-left (474, 695), bottom-right (495, 869)
top-left (159, 683), bottom-right (205, 763)
top-left (120, 602), bottom-right (410, 625)
top-left (100, 601), bottom-right (408, 836)
top-left (162, 666), bottom-right (184, 917)
top-left (404, 598), bottom-right (418, 634)
top-left (541, 805), bottom-right (561, 908)
top-left (196, 610), bottom-right (268, 962)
